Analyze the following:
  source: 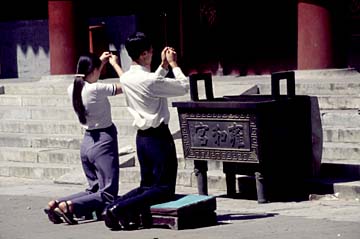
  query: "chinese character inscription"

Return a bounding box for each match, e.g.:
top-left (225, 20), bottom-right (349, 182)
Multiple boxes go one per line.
top-left (189, 119), bottom-right (251, 150)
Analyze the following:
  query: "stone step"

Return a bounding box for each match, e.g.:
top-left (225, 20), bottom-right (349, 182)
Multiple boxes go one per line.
top-left (0, 94), bottom-right (127, 107)
top-left (316, 95), bottom-right (360, 110)
top-left (176, 140), bottom-right (360, 170)
top-left (0, 132), bottom-right (135, 149)
top-left (296, 83), bottom-right (360, 95)
top-left (0, 149), bottom-right (137, 181)
top-left (0, 105), bottom-right (133, 120)
top-left (0, 95), bottom-right (188, 109)
top-left (0, 136), bottom-right (358, 167)
top-left (307, 178), bottom-right (360, 200)
top-left (0, 95), bottom-right (360, 114)
top-left (254, 75), bottom-right (360, 95)
top-left (0, 81), bottom-right (69, 95)
top-left (0, 144), bottom-right (225, 189)
top-left (2, 71), bottom-right (360, 99)
top-left (0, 158), bottom-right (204, 189)
top-left (0, 104), bottom-right (179, 122)
top-left (80, 159), bottom-right (360, 199)
top-left (0, 145), bottom-right (136, 165)
top-left (1, 94), bottom-right (358, 113)
top-left (0, 119), bottom-right (357, 143)
top-left (0, 76), bottom-right (120, 95)
top-left (322, 142), bottom-right (360, 162)
top-left (323, 126), bottom-right (360, 143)
top-left (0, 144), bottom-right (180, 168)
top-left (0, 161), bottom-right (76, 180)
top-left (110, 165), bottom-right (360, 200)
top-left (1, 76), bottom-right (257, 98)
top-left (0, 119), bottom-right (82, 135)
top-left (175, 142), bottom-right (360, 172)
top-left (6, 74), bottom-right (360, 96)
top-left (53, 163), bottom-right (227, 191)
top-left (64, 164), bottom-right (360, 200)
top-left (258, 83), bottom-right (360, 96)
top-left (0, 119), bottom-right (136, 135)
top-left (321, 109), bottom-right (360, 127)
top-left (0, 147), bottom-right (80, 164)
top-left (4, 159), bottom-right (358, 200)
top-left (2, 138), bottom-right (358, 173)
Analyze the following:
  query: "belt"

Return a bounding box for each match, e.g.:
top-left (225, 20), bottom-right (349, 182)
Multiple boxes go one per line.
top-left (85, 124), bottom-right (115, 133)
top-left (137, 122), bottom-right (168, 136)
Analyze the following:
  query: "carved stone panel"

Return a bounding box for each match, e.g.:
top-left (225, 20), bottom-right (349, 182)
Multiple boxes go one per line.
top-left (179, 111), bottom-right (259, 163)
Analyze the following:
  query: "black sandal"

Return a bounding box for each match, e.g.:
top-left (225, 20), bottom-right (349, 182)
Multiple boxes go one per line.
top-left (44, 200), bottom-right (63, 224)
top-left (54, 201), bottom-right (78, 225)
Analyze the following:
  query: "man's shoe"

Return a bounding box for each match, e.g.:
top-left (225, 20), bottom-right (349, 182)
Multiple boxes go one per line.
top-left (102, 208), bottom-right (122, 230)
top-left (140, 210), bottom-right (153, 228)
top-left (103, 205), bottom-right (131, 230)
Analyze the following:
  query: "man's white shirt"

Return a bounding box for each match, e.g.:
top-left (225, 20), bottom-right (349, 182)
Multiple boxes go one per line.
top-left (120, 65), bottom-right (189, 130)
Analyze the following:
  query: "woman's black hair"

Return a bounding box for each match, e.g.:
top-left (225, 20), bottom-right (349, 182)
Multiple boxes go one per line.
top-left (72, 52), bottom-right (101, 124)
top-left (125, 31), bottom-right (152, 60)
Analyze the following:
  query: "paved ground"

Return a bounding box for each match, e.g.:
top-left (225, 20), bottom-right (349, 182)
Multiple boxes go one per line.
top-left (0, 176), bottom-right (360, 239)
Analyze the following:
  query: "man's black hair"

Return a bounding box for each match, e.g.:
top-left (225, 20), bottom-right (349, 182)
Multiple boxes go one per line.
top-left (125, 32), bottom-right (152, 60)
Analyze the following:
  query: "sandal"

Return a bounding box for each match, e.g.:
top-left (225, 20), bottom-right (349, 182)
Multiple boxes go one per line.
top-left (44, 200), bottom-right (63, 224)
top-left (54, 201), bottom-right (78, 225)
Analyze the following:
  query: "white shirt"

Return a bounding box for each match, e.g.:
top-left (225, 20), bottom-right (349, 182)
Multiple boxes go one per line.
top-left (67, 81), bottom-right (116, 130)
top-left (120, 64), bottom-right (189, 130)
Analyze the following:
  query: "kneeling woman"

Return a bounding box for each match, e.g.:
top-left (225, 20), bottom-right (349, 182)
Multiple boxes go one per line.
top-left (44, 51), bottom-right (123, 224)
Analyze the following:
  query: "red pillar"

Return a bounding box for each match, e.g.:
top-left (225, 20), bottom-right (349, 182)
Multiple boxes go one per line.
top-left (48, 1), bottom-right (77, 74)
top-left (297, 1), bottom-right (333, 69)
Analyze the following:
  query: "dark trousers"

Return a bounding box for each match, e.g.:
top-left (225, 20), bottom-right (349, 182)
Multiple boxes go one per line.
top-left (58, 124), bottom-right (119, 217)
top-left (107, 123), bottom-right (178, 219)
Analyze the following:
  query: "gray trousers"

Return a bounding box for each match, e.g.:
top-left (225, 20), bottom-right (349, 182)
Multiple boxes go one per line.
top-left (58, 124), bottom-right (119, 217)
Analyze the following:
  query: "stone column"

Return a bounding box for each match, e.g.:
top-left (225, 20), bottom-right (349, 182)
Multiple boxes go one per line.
top-left (48, 1), bottom-right (77, 74)
top-left (297, 0), bottom-right (333, 69)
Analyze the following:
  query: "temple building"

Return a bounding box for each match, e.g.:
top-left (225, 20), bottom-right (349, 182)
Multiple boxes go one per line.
top-left (0, 0), bottom-right (358, 78)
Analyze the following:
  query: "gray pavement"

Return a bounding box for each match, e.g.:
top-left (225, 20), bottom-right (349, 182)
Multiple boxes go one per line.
top-left (0, 176), bottom-right (360, 239)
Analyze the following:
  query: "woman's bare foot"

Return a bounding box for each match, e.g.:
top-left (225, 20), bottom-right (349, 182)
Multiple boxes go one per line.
top-left (58, 201), bottom-right (73, 213)
top-left (47, 200), bottom-right (58, 210)
top-left (44, 200), bottom-right (63, 224)
top-left (54, 201), bottom-right (78, 225)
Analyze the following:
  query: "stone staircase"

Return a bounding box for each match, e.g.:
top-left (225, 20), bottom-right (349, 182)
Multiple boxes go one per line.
top-left (0, 69), bottom-right (359, 198)
top-left (0, 76), bottom-right (137, 182)
top-left (0, 75), bottom-right (257, 190)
